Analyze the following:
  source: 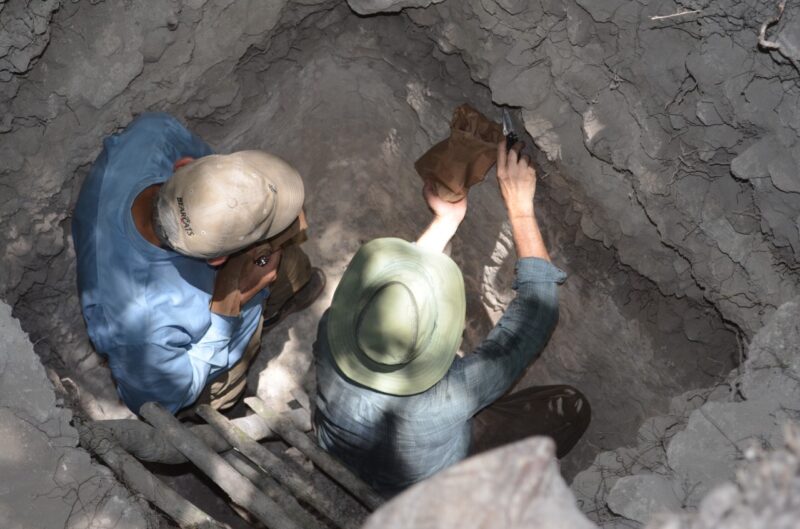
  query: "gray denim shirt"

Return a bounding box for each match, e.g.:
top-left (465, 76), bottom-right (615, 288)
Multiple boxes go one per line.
top-left (314, 257), bottom-right (567, 494)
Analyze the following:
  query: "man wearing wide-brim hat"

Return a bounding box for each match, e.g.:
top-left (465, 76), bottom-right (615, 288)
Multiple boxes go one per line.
top-left (314, 140), bottom-right (591, 494)
top-left (73, 113), bottom-right (324, 415)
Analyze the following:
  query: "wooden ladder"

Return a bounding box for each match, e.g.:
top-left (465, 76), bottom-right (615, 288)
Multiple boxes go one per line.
top-left (76, 398), bottom-right (384, 529)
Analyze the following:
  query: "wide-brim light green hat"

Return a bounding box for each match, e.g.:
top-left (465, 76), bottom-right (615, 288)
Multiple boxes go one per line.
top-left (327, 238), bottom-right (466, 396)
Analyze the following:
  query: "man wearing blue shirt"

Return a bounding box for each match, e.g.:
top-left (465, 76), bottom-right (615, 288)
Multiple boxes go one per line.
top-left (315, 140), bottom-right (590, 494)
top-left (73, 113), bottom-right (323, 415)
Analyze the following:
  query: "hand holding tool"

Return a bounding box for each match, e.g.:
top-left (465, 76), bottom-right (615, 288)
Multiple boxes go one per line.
top-left (502, 108), bottom-right (519, 152)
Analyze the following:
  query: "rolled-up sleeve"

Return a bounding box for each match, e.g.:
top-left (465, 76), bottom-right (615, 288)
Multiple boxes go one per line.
top-left (455, 257), bottom-right (567, 416)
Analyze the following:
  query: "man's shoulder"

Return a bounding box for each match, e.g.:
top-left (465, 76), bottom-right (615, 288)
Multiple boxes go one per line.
top-left (110, 112), bottom-right (204, 155)
top-left (124, 112), bottom-right (189, 136)
top-left (74, 113), bottom-right (211, 223)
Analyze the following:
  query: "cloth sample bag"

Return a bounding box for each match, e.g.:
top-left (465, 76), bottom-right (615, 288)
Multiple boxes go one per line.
top-left (415, 104), bottom-right (505, 202)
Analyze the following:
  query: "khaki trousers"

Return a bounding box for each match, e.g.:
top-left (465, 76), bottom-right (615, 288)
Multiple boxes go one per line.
top-left (184, 245), bottom-right (312, 414)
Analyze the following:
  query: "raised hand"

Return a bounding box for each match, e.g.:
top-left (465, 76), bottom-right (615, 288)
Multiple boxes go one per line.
top-left (416, 182), bottom-right (468, 253)
top-left (495, 140), bottom-right (549, 260)
top-left (496, 141), bottom-right (536, 218)
top-left (239, 248), bottom-right (283, 305)
top-left (423, 181), bottom-right (468, 224)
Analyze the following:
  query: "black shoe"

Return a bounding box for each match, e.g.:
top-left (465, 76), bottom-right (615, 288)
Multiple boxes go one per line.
top-left (263, 268), bottom-right (326, 330)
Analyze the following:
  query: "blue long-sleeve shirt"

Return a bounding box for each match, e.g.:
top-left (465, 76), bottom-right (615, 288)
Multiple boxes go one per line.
top-left (314, 257), bottom-right (566, 494)
top-left (72, 113), bottom-right (267, 414)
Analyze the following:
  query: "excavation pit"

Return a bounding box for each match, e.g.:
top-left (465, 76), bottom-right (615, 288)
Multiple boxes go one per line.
top-left (3, 1), bottom-right (798, 528)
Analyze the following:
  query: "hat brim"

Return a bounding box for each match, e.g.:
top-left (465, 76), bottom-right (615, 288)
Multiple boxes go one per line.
top-left (242, 151), bottom-right (305, 239)
top-left (327, 238), bottom-right (466, 396)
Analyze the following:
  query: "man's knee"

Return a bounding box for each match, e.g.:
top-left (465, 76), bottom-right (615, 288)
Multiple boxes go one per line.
top-left (280, 245), bottom-right (312, 287)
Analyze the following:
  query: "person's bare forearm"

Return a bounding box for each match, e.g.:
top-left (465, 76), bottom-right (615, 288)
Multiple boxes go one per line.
top-left (495, 139), bottom-right (551, 262)
top-left (416, 216), bottom-right (460, 253)
top-left (508, 212), bottom-right (550, 261)
top-left (417, 182), bottom-right (467, 253)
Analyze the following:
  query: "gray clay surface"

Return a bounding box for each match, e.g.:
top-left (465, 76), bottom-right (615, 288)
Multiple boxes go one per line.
top-left (0, 301), bottom-right (158, 529)
top-left (1, 0), bottom-right (799, 527)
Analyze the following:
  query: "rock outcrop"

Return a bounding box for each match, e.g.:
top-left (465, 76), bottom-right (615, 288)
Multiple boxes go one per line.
top-left (572, 297), bottom-right (800, 526)
top-left (0, 301), bottom-right (157, 529)
top-left (363, 437), bottom-right (597, 529)
top-left (647, 423), bottom-right (800, 529)
top-left (365, 417), bottom-right (800, 529)
top-left (402, 0), bottom-right (800, 337)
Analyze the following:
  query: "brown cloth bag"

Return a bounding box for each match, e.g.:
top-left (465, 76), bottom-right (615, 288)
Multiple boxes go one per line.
top-left (210, 211), bottom-right (309, 317)
top-left (415, 104), bottom-right (505, 202)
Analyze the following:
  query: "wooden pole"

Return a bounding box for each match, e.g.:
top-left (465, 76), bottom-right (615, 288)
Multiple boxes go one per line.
top-left (223, 452), bottom-right (322, 529)
top-left (74, 418), bottom-right (230, 529)
top-left (97, 408), bottom-right (310, 464)
top-left (198, 405), bottom-right (359, 529)
top-left (139, 402), bottom-right (301, 529)
top-left (244, 397), bottom-right (385, 511)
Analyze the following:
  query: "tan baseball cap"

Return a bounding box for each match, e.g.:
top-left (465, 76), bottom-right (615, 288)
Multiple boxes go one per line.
top-left (155, 151), bottom-right (304, 258)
